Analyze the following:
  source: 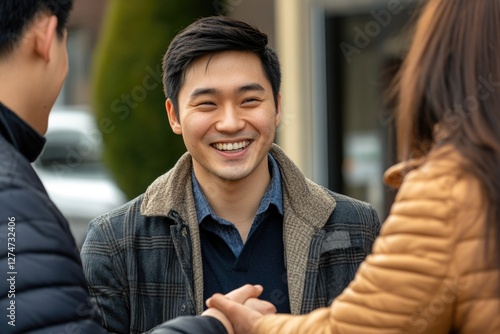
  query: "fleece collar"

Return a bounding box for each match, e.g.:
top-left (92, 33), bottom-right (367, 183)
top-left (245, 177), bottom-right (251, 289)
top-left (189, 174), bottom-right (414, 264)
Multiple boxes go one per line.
top-left (141, 144), bottom-right (335, 230)
top-left (141, 143), bottom-right (336, 314)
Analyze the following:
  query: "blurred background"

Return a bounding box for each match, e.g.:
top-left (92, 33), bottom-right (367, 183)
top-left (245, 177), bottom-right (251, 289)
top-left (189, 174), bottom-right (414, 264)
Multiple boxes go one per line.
top-left (38, 0), bottom-right (420, 245)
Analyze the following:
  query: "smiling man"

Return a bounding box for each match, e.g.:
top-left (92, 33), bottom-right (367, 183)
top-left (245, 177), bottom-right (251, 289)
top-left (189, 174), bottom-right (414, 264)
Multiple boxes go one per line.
top-left (81, 16), bottom-right (381, 334)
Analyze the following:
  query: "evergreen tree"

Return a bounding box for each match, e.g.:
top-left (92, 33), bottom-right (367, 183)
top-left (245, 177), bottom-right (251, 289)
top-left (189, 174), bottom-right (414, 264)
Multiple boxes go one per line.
top-left (92, 0), bottom-right (216, 198)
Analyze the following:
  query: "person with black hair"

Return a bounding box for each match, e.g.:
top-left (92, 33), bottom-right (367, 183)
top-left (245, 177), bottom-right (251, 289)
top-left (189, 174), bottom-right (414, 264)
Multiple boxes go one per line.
top-left (81, 15), bottom-right (381, 334)
top-left (0, 2), bottom-right (245, 334)
top-left (0, 1), bottom-right (105, 333)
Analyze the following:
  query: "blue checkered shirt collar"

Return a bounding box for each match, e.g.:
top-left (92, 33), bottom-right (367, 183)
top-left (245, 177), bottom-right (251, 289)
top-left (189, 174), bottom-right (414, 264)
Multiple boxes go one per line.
top-left (192, 153), bottom-right (283, 225)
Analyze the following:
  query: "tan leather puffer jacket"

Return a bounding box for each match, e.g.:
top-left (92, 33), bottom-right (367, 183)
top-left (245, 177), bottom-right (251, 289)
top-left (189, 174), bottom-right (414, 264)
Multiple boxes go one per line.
top-left (254, 145), bottom-right (500, 333)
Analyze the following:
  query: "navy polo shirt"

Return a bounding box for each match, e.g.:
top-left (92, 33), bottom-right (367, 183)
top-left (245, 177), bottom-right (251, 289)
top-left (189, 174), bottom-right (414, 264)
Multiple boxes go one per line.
top-left (192, 154), bottom-right (284, 257)
top-left (192, 154), bottom-right (291, 313)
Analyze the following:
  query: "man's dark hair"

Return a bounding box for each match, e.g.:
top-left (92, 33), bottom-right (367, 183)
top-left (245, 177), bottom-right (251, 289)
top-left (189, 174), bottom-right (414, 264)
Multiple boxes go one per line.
top-left (162, 15), bottom-right (281, 117)
top-left (0, 0), bottom-right (74, 58)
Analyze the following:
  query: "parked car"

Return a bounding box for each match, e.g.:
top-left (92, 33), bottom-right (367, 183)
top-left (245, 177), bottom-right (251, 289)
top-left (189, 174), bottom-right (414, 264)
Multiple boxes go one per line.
top-left (33, 106), bottom-right (127, 247)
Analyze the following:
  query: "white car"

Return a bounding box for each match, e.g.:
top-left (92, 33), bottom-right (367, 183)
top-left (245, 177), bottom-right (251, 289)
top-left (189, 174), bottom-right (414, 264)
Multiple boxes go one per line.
top-left (33, 106), bottom-right (127, 247)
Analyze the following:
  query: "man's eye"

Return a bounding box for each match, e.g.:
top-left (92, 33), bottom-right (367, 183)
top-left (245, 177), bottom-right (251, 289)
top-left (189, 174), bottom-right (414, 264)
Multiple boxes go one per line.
top-left (198, 101), bottom-right (216, 106)
top-left (242, 98), bottom-right (260, 104)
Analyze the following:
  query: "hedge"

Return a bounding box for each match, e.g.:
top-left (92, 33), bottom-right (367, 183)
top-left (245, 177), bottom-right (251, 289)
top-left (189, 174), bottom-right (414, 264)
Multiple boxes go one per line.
top-left (92, 0), bottom-right (217, 199)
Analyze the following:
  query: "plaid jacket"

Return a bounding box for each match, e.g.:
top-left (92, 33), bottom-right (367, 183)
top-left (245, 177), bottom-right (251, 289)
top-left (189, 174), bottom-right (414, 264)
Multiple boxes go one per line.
top-left (81, 144), bottom-right (380, 334)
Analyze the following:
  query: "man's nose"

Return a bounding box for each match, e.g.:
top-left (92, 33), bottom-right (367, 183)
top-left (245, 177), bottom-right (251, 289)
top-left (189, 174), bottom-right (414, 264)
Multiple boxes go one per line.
top-left (214, 104), bottom-right (245, 133)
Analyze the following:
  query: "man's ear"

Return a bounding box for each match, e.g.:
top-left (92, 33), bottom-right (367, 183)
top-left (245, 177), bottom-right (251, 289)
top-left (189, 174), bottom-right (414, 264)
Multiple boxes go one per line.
top-left (33, 14), bottom-right (58, 62)
top-left (166, 99), bottom-right (182, 134)
top-left (275, 93), bottom-right (282, 127)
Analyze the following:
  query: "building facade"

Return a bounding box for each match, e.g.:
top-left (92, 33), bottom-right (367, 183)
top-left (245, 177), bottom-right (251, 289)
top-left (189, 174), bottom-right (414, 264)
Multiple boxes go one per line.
top-left (232, 0), bottom-right (418, 219)
top-left (62, 0), bottom-right (416, 220)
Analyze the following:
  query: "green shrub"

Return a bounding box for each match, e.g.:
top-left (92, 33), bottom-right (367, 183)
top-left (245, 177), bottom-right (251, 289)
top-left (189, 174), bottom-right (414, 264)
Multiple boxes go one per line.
top-left (92, 0), bottom-right (216, 199)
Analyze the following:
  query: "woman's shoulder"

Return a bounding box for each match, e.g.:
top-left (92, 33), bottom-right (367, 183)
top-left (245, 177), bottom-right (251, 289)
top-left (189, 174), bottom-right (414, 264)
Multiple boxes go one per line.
top-left (385, 145), bottom-right (484, 222)
top-left (386, 145), bottom-right (476, 189)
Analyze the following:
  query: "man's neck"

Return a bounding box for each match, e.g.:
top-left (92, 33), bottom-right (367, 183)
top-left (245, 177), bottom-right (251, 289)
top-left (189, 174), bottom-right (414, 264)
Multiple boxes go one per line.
top-left (0, 57), bottom-right (42, 134)
top-left (194, 159), bottom-right (271, 241)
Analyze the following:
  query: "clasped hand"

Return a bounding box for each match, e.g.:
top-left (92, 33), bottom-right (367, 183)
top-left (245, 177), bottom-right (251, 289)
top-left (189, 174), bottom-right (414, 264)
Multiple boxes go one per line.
top-left (202, 284), bottom-right (276, 334)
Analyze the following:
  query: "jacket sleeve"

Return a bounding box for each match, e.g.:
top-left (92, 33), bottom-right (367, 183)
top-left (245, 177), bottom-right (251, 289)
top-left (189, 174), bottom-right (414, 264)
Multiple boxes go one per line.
top-left (81, 215), bottom-right (130, 333)
top-left (0, 184), bottom-right (106, 334)
top-left (365, 204), bottom-right (381, 254)
top-left (253, 171), bottom-right (463, 334)
top-left (150, 316), bottom-right (227, 334)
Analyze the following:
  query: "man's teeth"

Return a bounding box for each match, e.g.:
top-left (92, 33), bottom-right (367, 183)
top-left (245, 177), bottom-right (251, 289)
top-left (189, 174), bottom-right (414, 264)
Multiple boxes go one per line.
top-left (214, 141), bottom-right (249, 151)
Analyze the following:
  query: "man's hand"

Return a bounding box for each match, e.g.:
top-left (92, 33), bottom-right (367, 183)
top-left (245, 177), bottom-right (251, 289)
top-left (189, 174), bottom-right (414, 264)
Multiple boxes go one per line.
top-left (201, 308), bottom-right (235, 334)
top-left (202, 284), bottom-right (274, 334)
top-left (206, 285), bottom-right (276, 334)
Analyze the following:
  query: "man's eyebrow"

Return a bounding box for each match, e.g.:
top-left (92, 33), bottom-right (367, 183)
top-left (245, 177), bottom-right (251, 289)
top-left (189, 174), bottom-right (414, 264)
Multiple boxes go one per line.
top-left (189, 87), bottom-right (221, 99)
top-left (189, 83), bottom-right (265, 100)
top-left (237, 83), bottom-right (265, 93)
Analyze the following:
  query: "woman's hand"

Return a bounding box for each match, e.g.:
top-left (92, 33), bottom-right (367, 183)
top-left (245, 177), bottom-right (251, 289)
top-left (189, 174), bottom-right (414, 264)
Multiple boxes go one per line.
top-left (206, 285), bottom-right (276, 334)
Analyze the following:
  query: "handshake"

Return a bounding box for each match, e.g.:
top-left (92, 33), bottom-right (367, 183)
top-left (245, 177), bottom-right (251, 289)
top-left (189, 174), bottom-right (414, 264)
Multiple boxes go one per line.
top-left (202, 284), bottom-right (276, 334)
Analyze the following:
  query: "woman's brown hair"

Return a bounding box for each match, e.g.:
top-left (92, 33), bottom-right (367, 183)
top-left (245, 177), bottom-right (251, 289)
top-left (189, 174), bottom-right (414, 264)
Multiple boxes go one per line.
top-left (395, 0), bottom-right (500, 271)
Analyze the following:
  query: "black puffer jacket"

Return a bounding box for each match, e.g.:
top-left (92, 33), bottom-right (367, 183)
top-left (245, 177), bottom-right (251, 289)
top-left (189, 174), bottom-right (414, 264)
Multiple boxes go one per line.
top-left (0, 103), bottom-right (105, 333)
top-left (149, 316), bottom-right (226, 334)
top-left (0, 104), bottom-right (229, 334)
top-left (0, 103), bottom-right (230, 334)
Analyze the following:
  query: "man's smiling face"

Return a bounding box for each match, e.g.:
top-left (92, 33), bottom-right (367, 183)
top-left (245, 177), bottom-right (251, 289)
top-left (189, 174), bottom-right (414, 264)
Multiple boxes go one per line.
top-left (166, 50), bottom-right (281, 186)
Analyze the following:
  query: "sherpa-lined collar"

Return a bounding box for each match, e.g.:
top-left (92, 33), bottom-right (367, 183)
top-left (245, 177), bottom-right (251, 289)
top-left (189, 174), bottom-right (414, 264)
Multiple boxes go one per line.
top-left (140, 143), bottom-right (337, 314)
top-left (141, 144), bottom-right (335, 231)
